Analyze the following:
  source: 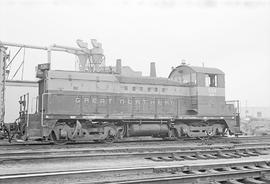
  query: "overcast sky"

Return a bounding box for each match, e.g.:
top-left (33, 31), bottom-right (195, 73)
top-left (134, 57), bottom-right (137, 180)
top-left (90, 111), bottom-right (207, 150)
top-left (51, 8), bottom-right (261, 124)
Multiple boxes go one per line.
top-left (1, 0), bottom-right (270, 107)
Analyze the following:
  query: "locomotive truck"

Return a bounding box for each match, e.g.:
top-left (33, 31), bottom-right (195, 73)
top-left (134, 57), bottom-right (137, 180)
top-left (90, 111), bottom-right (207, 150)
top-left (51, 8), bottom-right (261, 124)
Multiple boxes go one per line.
top-left (1, 39), bottom-right (240, 144)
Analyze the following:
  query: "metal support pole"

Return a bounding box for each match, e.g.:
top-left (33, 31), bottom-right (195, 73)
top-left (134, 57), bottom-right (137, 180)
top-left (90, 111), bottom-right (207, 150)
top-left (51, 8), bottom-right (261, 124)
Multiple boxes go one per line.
top-left (47, 47), bottom-right (52, 64)
top-left (26, 93), bottom-right (29, 128)
top-left (0, 46), bottom-right (7, 126)
top-left (21, 47), bottom-right (26, 80)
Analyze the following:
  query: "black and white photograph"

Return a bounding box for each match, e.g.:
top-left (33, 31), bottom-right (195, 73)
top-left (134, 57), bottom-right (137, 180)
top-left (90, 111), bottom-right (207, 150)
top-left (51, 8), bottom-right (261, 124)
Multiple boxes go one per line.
top-left (0, 0), bottom-right (270, 183)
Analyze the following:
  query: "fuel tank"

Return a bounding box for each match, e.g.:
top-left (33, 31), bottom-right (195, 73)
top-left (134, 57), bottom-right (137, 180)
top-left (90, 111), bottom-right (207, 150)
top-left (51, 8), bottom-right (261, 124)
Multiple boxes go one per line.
top-left (127, 123), bottom-right (169, 137)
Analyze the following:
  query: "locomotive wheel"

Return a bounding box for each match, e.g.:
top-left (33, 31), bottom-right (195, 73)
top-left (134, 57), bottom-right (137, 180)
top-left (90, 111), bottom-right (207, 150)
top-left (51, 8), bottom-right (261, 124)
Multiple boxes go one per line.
top-left (104, 134), bottom-right (116, 143)
top-left (116, 126), bottom-right (126, 140)
top-left (212, 124), bottom-right (226, 136)
top-left (162, 128), bottom-right (178, 140)
top-left (50, 131), bottom-right (68, 145)
top-left (174, 124), bottom-right (189, 138)
top-left (103, 125), bottom-right (117, 143)
top-left (50, 123), bottom-right (71, 145)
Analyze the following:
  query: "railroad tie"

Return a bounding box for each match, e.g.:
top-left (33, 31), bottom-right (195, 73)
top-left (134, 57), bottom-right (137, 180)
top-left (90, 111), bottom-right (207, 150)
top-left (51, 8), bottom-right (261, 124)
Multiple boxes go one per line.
top-left (254, 149), bottom-right (268, 155)
top-left (243, 178), bottom-right (265, 184)
top-left (225, 152), bottom-right (241, 158)
top-left (195, 152), bottom-right (208, 159)
top-left (223, 167), bottom-right (236, 171)
top-left (216, 151), bottom-right (231, 159)
top-left (171, 153), bottom-right (184, 161)
top-left (244, 149), bottom-right (259, 156)
top-left (235, 150), bottom-right (250, 157)
top-left (258, 163), bottom-right (270, 169)
top-left (209, 181), bottom-right (223, 184)
top-left (236, 166), bottom-right (249, 170)
top-left (260, 176), bottom-right (270, 183)
top-left (189, 170), bottom-right (203, 174)
top-left (159, 156), bottom-right (174, 161)
top-left (246, 165), bottom-right (260, 170)
top-left (203, 153), bottom-right (218, 159)
top-left (226, 179), bottom-right (245, 184)
top-left (208, 169), bottom-right (220, 173)
top-left (147, 157), bottom-right (163, 162)
top-left (182, 155), bottom-right (197, 160)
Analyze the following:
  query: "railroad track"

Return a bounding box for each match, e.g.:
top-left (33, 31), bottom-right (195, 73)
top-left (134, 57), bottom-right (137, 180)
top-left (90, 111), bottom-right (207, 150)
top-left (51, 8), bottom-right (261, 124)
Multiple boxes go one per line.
top-left (0, 143), bottom-right (269, 163)
top-left (118, 160), bottom-right (270, 184)
top-left (1, 135), bottom-right (270, 146)
top-left (1, 137), bottom-right (270, 184)
top-left (1, 159), bottom-right (270, 184)
top-left (1, 135), bottom-right (270, 150)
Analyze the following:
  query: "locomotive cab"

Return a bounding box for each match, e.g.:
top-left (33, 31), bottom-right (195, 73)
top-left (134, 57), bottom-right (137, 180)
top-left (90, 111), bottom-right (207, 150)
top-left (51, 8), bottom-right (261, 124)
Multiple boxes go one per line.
top-left (170, 64), bottom-right (226, 115)
top-left (169, 64), bottom-right (240, 135)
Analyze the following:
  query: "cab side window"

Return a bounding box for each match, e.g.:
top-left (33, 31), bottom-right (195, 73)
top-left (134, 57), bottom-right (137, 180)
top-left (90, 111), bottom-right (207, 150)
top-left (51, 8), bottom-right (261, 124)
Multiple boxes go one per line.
top-left (205, 74), bottom-right (217, 87)
top-left (172, 70), bottom-right (196, 85)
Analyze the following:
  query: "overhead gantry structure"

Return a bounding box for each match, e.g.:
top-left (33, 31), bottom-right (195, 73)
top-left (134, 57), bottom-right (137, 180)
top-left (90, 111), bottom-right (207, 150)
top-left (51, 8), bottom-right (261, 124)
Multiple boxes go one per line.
top-left (0, 39), bottom-right (104, 125)
top-left (0, 39), bottom-right (105, 72)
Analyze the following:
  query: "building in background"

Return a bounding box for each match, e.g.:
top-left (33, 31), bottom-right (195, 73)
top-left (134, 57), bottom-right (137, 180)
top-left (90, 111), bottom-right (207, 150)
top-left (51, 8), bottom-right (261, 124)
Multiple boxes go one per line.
top-left (5, 80), bottom-right (38, 123)
top-left (241, 106), bottom-right (270, 119)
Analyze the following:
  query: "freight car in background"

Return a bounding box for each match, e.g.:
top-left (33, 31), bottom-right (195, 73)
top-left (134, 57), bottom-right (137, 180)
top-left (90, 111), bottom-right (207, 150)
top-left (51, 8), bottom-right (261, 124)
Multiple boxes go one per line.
top-left (18, 61), bottom-right (240, 144)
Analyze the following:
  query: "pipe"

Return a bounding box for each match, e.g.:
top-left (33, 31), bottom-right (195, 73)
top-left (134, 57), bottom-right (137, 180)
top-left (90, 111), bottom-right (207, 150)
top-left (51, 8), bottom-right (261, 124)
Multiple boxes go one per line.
top-left (150, 62), bottom-right (156, 77)
top-left (47, 46), bottom-right (52, 64)
top-left (51, 44), bottom-right (85, 53)
top-left (0, 41), bottom-right (72, 52)
top-left (0, 41), bottom-right (48, 50)
top-left (0, 41), bottom-right (86, 65)
top-left (116, 59), bottom-right (122, 74)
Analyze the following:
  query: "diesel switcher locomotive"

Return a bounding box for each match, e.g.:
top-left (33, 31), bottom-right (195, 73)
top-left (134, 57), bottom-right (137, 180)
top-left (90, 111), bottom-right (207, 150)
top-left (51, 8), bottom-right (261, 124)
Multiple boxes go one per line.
top-left (7, 39), bottom-right (240, 143)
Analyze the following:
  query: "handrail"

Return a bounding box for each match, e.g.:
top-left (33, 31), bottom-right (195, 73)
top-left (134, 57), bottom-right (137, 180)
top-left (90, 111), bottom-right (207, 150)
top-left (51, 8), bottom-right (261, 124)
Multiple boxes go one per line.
top-left (41, 93), bottom-right (51, 127)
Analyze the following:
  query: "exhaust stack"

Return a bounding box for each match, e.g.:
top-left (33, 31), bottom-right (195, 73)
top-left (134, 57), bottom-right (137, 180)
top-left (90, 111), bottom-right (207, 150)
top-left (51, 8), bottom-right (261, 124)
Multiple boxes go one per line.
top-left (150, 62), bottom-right (156, 77)
top-left (116, 59), bottom-right (122, 74)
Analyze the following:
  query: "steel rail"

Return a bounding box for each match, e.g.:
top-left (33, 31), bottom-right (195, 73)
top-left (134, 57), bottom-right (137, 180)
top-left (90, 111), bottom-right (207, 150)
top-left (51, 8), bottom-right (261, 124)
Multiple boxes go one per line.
top-left (0, 160), bottom-right (270, 184)
top-left (0, 141), bottom-right (270, 153)
top-left (0, 144), bottom-right (269, 163)
top-left (114, 168), bottom-right (270, 184)
top-left (1, 135), bottom-right (270, 147)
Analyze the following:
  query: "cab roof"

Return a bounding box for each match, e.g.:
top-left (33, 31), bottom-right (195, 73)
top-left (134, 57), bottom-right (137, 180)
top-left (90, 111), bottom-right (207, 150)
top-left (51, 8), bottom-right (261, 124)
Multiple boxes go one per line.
top-left (188, 65), bottom-right (224, 74)
top-left (169, 64), bottom-right (224, 78)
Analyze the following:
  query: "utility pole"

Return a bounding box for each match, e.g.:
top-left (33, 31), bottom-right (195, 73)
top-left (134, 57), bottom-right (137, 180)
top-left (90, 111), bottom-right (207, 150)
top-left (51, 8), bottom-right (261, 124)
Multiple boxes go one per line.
top-left (245, 100), bottom-right (248, 118)
top-left (0, 46), bottom-right (7, 126)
